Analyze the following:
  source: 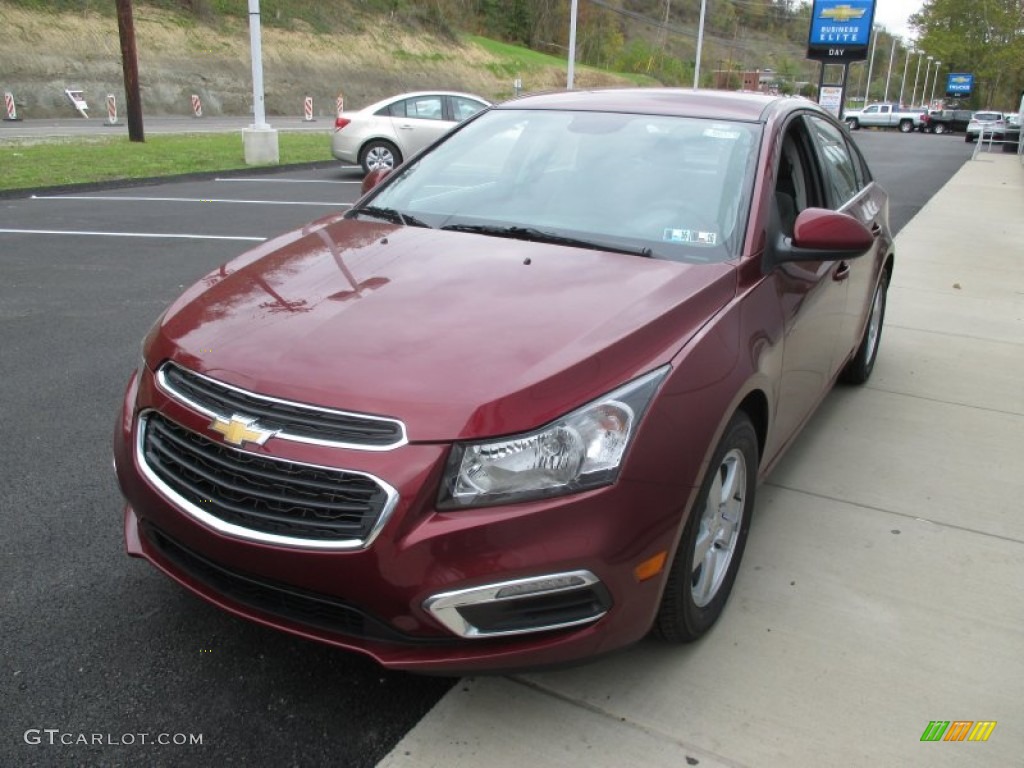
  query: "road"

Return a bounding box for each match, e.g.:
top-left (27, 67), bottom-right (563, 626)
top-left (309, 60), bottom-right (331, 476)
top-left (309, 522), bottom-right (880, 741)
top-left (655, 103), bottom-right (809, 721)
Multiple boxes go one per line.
top-left (0, 132), bottom-right (974, 767)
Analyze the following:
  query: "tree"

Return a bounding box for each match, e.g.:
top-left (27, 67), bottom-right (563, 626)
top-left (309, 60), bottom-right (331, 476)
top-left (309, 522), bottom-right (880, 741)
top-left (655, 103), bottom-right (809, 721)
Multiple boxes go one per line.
top-left (910, 0), bottom-right (1024, 108)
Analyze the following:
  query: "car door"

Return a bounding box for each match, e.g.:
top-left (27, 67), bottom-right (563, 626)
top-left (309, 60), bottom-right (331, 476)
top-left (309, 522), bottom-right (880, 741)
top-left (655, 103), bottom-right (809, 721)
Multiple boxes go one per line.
top-left (388, 95), bottom-right (451, 157)
top-left (804, 115), bottom-right (888, 366)
top-left (766, 114), bottom-right (849, 458)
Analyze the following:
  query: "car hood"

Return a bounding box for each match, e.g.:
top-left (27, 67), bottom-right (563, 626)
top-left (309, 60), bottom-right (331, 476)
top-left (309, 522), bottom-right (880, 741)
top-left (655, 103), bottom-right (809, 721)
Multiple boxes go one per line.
top-left (150, 217), bottom-right (736, 440)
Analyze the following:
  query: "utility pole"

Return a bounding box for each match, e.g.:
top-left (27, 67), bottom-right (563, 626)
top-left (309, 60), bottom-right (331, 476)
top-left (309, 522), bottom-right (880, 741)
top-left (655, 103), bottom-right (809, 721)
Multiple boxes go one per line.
top-left (115, 0), bottom-right (143, 142)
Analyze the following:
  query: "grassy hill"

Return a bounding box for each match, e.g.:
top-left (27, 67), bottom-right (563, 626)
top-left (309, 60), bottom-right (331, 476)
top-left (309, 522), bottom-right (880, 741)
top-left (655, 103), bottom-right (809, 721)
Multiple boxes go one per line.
top-left (0, 2), bottom-right (657, 120)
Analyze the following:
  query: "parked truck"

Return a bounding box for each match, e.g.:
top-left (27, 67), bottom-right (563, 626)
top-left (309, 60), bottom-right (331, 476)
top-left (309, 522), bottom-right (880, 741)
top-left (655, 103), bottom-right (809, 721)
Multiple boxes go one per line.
top-left (843, 103), bottom-right (924, 133)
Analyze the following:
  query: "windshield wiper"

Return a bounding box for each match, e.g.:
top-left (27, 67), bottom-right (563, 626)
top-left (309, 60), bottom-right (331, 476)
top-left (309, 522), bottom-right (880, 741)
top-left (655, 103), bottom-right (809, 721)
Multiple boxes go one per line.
top-left (352, 206), bottom-right (431, 228)
top-left (440, 224), bottom-right (652, 258)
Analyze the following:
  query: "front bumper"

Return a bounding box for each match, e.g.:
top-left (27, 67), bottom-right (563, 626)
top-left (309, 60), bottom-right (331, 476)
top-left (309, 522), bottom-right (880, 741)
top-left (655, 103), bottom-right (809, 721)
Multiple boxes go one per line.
top-left (115, 368), bottom-right (690, 673)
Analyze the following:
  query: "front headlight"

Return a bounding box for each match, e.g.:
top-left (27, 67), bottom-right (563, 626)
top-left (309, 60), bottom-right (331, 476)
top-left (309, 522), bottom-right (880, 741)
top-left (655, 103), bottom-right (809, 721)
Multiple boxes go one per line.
top-left (438, 366), bottom-right (669, 509)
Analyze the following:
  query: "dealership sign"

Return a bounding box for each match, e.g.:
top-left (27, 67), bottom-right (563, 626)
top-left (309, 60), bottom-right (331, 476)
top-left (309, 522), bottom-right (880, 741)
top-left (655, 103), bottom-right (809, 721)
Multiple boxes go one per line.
top-left (807, 0), bottom-right (875, 62)
top-left (946, 73), bottom-right (974, 96)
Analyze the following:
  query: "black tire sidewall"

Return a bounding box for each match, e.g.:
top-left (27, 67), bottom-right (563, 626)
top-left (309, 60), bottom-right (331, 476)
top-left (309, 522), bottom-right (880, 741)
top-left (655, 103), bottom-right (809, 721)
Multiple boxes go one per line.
top-left (841, 270), bottom-right (889, 384)
top-left (653, 413), bottom-right (758, 642)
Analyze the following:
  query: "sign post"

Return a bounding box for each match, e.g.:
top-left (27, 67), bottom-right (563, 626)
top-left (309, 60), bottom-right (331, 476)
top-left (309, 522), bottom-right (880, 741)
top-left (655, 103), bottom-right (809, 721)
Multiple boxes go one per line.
top-left (3, 92), bottom-right (20, 121)
top-left (806, 0), bottom-right (876, 118)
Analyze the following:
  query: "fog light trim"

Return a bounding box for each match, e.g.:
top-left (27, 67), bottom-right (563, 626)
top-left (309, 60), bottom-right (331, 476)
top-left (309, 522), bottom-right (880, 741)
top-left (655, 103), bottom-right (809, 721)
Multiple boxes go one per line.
top-left (423, 570), bottom-right (608, 639)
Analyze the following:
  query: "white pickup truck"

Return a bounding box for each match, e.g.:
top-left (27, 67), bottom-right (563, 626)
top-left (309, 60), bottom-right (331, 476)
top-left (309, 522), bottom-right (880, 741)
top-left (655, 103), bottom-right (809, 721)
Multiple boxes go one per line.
top-left (843, 103), bottom-right (924, 133)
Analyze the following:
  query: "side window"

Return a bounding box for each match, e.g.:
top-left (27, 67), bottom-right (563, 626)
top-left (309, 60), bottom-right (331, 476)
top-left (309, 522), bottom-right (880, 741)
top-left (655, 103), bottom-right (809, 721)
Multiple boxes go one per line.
top-left (864, 105), bottom-right (878, 114)
top-left (451, 97), bottom-right (486, 122)
top-left (387, 96), bottom-right (444, 120)
top-left (806, 116), bottom-right (860, 208)
top-left (774, 119), bottom-right (824, 236)
top-left (404, 96), bottom-right (444, 121)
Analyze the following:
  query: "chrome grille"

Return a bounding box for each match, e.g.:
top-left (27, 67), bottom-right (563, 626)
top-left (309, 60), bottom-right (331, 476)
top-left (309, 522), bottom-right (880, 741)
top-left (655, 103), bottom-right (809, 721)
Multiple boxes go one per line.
top-left (138, 412), bottom-right (397, 549)
top-left (157, 363), bottom-right (406, 450)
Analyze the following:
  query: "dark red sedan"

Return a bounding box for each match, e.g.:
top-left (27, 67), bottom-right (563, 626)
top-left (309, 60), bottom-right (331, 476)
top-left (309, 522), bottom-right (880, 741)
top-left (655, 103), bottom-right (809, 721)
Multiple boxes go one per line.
top-left (114, 89), bottom-right (893, 673)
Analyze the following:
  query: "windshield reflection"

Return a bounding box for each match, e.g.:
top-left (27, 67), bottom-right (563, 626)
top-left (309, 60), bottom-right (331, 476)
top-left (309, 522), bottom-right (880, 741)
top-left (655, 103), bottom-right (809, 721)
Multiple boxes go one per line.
top-left (359, 109), bottom-right (760, 263)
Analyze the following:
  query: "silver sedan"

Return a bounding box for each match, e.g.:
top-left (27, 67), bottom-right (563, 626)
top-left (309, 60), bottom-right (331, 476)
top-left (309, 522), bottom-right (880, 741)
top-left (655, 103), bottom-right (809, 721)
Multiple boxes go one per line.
top-left (331, 91), bottom-right (490, 174)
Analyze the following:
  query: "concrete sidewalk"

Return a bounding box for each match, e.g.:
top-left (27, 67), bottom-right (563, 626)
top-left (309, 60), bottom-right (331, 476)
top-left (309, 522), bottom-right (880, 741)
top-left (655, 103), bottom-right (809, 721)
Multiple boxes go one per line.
top-left (379, 154), bottom-right (1024, 768)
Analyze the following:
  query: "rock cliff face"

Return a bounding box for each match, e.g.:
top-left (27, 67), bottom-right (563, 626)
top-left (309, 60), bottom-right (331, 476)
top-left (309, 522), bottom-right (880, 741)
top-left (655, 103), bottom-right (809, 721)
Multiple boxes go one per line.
top-left (0, 6), bottom-right (633, 120)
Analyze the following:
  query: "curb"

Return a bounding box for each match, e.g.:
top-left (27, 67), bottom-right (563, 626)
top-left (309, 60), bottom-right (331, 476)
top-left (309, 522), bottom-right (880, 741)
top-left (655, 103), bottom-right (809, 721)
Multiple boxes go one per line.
top-left (0, 160), bottom-right (353, 200)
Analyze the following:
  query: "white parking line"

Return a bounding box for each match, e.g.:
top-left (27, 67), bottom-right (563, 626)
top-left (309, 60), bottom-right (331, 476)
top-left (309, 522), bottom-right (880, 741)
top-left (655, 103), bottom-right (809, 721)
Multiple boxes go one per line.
top-left (215, 177), bottom-right (362, 184)
top-left (30, 195), bottom-right (352, 206)
top-left (0, 229), bottom-right (266, 242)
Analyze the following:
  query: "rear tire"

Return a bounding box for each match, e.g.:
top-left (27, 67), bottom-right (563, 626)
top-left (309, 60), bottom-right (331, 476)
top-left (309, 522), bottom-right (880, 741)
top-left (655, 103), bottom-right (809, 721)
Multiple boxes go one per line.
top-left (360, 140), bottom-right (402, 174)
top-left (933, 123), bottom-right (946, 135)
top-left (846, 118), bottom-right (860, 130)
top-left (841, 270), bottom-right (889, 385)
top-left (652, 412), bottom-right (757, 643)
top-left (899, 119), bottom-right (913, 133)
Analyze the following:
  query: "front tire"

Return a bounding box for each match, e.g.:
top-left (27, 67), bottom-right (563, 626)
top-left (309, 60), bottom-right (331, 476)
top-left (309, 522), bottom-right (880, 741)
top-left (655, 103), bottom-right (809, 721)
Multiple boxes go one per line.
top-left (652, 412), bottom-right (757, 643)
top-left (360, 140), bottom-right (402, 174)
top-left (965, 133), bottom-right (974, 143)
top-left (841, 270), bottom-right (889, 384)
top-left (933, 123), bottom-right (946, 135)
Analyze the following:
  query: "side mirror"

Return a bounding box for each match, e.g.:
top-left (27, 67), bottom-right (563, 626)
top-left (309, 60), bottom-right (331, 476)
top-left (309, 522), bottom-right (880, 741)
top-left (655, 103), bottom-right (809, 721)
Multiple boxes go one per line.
top-left (766, 207), bottom-right (874, 270)
top-left (361, 168), bottom-right (391, 195)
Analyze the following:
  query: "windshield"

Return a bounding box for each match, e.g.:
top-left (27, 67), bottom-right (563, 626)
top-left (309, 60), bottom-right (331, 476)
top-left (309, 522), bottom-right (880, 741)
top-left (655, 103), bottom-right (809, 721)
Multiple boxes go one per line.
top-left (354, 109), bottom-right (760, 263)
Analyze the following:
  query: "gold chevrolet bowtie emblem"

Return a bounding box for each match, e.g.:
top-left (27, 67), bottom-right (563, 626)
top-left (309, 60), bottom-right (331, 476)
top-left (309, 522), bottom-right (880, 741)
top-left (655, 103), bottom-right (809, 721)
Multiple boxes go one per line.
top-left (821, 4), bottom-right (866, 22)
top-left (209, 415), bottom-right (277, 447)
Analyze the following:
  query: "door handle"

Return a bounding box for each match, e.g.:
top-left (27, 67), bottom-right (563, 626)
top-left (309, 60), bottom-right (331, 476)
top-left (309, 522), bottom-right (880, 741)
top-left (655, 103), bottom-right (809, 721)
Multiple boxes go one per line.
top-left (870, 222), bottom-right (883, 237)
top-left (833, 261), bottom-right (851, 281)
top-left (398, 123), bottom-right (413, 130)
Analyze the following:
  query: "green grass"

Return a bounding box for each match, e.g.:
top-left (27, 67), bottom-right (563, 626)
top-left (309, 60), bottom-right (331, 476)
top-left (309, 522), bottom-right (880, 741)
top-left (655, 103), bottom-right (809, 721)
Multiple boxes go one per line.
top-left (0, 132), bottom-right (333, 192)
top-left (466, 34), bottom-right (660, 87)
top-left (467, 35), bottom-right (571, 71)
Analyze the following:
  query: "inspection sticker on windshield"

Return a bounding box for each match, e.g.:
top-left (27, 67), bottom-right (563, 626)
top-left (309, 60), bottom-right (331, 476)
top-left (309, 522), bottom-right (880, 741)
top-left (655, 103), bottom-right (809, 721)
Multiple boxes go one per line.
top-left (703, 125), bottom-right (742, 139)
top-left (664, 228), bottom-right (718, 246)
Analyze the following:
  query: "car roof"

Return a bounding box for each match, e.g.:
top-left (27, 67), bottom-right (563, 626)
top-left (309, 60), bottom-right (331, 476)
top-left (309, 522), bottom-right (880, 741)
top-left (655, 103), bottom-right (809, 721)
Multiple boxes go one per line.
top-left (497, 88), bottom-right (817, 123)
top-left (359, 91), bottom-right (491, 113)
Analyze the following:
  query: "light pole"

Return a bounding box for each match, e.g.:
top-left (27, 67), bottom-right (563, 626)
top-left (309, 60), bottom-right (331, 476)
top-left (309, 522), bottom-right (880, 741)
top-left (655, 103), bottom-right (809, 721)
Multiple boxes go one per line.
top-left (863, 27), bottom-right (879, 104)
top-left (897, 44), bottom-right (911, 107)
top-left (242, 0), bottom-right (278, 164)
top-left (921, 56), bottom-right (934, 110)
top-left (929, 61), bottom-right (942, 106)
top-left (693, 0), bottom-right (708, 88)
top-left (567, 0), bottom-right (578, 89)
top-left (910, 50), bottom-right (924, 107)
top-left (883, 40), bottom-right (897, 102)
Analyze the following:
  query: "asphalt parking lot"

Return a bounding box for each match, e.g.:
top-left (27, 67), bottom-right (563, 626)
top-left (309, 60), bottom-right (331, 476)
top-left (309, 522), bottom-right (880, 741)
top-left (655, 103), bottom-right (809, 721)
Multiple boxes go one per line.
top-left (1, 166), bottom-right (458, 767)
top-left (3, 133), bottom-right (1019, 767)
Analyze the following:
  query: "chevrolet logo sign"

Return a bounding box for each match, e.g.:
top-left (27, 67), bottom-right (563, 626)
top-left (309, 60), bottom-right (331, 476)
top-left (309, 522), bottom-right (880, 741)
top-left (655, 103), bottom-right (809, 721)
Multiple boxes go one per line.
top-left (951, 76), bottom-right (969, 83)
top-left (209, 415), bottom-right (278, 447)
top-left (821, 4), bottom-right (866, 22)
